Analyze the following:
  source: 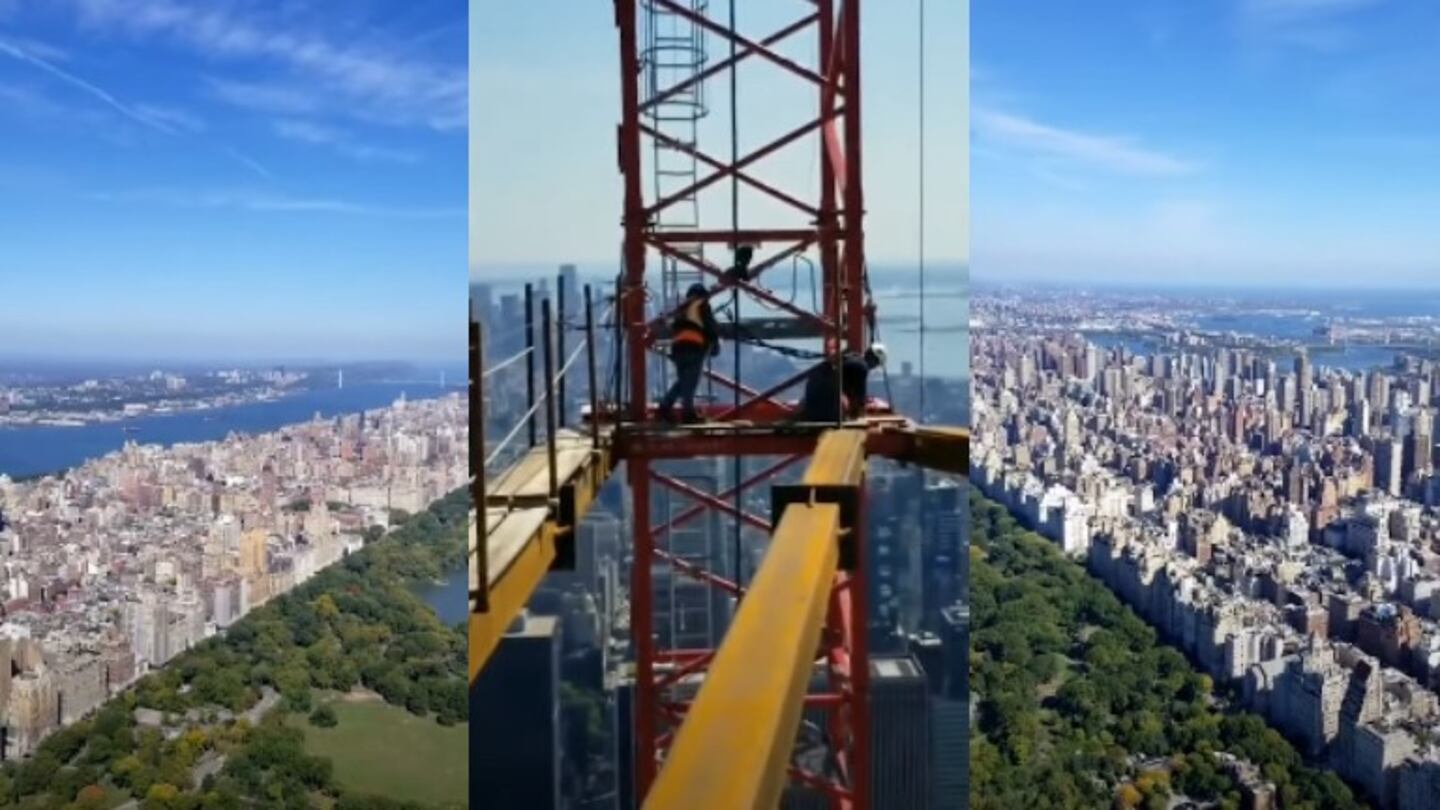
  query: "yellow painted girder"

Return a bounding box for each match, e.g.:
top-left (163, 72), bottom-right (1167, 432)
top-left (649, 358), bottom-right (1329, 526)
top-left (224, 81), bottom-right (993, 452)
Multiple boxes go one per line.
top-left (644, 501), bottom-right (843, 810)
top-left (803, 427), bottom-right (869, 486)
top-left (470, 436), bottom-right (614, 684)
top-left (469, 516), bottom-right (557, 682)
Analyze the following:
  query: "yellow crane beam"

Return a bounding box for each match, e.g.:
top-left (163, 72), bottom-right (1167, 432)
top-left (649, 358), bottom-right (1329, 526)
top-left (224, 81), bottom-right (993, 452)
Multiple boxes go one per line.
top-left (645, 429), bottom-right (868, 810)
top-left (868, 423), bottom-right (969, 476)
top-left (644, 502), bottom-right (842, 810)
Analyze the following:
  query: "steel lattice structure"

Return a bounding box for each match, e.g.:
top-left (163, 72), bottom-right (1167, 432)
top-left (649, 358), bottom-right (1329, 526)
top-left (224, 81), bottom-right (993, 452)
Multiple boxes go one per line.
top-left (614, 1), bottom-right (874, 805)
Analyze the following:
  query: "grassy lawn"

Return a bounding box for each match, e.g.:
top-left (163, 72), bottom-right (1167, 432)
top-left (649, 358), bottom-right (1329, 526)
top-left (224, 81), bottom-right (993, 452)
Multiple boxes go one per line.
top-left (296, 694), bottom-right (467, 808)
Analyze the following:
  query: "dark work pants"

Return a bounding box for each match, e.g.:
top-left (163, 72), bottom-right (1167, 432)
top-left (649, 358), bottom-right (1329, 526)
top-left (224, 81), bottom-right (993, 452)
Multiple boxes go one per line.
top-left (659, 343), bottom-right (707, 419)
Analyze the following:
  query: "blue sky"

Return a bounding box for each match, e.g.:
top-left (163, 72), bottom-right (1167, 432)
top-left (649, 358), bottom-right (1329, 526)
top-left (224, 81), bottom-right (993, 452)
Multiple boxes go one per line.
top-left (974, 0), bottom-right (1440, 288)
top-left (471, 1), bottom-right (967, 279)
top-left (0, 0), bottom-right (465, 364)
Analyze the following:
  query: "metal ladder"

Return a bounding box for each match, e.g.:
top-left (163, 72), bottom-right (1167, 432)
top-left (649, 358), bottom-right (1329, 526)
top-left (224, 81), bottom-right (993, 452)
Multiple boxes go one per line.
top-left (642, 0), bottom-right (710, 308)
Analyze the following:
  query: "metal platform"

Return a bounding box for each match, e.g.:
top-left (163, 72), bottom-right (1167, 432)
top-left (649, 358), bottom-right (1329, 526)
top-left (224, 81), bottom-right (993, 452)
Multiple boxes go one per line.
top-left (470, 431), bottom-right (616, 681)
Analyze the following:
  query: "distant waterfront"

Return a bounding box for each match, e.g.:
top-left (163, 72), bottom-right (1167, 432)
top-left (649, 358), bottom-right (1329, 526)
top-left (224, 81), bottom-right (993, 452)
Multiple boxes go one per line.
top-left (1063, 287), bottom-right (1440, 375)
top-left (0, 382), bottom-right (460, 479)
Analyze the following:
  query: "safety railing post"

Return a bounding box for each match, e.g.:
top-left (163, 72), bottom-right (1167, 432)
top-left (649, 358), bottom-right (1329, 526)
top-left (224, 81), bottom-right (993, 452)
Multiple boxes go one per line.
top-left (542, 299), bottom-right (560, 501)
top-left (526, 283), bottom-right (538, 448)
top-left (471, 312), bottom-right (489, 612)
top-left (585, 284), bottom-right (601, 448)
top-left (613, 273), bottom-right (625, 417)
top-left (558, 272), bottom-right (568, 428)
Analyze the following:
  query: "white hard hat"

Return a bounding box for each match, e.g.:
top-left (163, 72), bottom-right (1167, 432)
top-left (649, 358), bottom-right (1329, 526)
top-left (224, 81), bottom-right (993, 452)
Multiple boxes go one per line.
top-left (868, 342), bottom-right (888, 366)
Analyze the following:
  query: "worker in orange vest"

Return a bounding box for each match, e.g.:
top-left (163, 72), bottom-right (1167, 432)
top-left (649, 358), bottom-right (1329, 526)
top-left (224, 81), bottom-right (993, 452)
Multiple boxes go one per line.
top-left (658, 282), bottom-right (720, 424)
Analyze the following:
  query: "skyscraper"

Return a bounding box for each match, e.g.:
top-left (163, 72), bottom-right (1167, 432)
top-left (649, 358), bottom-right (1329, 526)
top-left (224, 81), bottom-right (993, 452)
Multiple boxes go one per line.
top-left (1377, 437), bottom-right (1403, 497)
top-left (560, 264), bottom-right (579, 302)
top-left (870, 656), bottom-right (934, 809)
top-left (471, 613), bottom-right (562, 810)
top-left (922, 478), bottom-right (963, 632)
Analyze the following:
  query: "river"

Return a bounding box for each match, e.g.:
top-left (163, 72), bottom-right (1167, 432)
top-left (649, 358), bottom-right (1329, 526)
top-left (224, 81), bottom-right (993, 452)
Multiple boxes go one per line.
top-left (0, 382), bottom-right (459, 479)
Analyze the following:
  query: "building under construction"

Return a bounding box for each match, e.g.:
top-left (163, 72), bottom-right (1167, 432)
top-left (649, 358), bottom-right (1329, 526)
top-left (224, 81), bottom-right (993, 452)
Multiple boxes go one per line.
top-left (470, 2), bottom-right (966, 808)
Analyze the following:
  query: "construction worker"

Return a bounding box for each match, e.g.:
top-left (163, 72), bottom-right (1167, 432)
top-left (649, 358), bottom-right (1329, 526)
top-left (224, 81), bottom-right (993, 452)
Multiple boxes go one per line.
top-left (797, 343), bottom-right (887, 422)
top-left (658, 282), bottom-right (720, 424)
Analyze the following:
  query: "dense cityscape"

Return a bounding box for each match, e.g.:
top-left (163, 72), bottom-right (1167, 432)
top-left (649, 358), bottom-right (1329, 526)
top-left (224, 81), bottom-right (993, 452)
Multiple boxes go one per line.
top-left (0, 369), bottom-right (311, 428)
top-left (0, 392), bottom-right (466, 761)
top-left (972, 289), bottom-right (1440, 809)
top-left (471, 276), bottom-right (969, 809)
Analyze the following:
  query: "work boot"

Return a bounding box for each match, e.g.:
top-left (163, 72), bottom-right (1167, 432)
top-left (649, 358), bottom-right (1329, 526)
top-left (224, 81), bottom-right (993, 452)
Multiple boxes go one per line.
top-left (682, 411), bottom-right (703, 426)
top-left (657, 407), bottom-right (676, 425)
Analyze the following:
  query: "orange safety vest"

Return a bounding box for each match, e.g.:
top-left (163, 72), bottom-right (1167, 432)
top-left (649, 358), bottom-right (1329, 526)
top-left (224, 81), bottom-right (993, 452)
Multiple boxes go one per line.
top-left (672, 299), bottom-right (707, 346)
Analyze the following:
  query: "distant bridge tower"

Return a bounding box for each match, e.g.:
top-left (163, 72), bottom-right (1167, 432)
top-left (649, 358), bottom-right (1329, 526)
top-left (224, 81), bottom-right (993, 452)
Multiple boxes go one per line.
top-left (337, 369), bottom-right (344, 390)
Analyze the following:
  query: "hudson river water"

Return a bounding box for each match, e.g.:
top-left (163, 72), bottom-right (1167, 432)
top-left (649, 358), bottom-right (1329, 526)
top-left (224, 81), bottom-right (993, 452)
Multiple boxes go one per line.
top-left (0, 382), bottom-right (455, 479)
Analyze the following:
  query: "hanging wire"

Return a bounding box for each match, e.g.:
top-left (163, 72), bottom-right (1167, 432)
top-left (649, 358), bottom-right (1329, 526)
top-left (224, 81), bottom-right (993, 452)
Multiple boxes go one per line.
top-left (727, 0), bottom-right (744, 594)
top-left (482, 347), bottom-right (533, 379)
top-left (918, 0), bottom-right (928, 421)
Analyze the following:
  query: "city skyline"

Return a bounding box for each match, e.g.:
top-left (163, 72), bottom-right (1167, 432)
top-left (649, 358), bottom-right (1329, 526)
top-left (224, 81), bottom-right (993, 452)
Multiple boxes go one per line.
top-left (972, 286), bottom-right (1440, 808)
top-left (0, 1), bottom-right (465, 363)
top-left (973, 0), bottom-right (1440, 288)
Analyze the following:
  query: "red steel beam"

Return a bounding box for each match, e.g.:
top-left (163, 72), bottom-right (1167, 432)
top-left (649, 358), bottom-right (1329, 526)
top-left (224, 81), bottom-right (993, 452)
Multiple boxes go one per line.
top-left (642, 13), bottom-right (820, 113)
top-left (651, 471), bottom-right (772, 533)
top-left (652, 0), bottom-right (829, 88)
top-left (646, 229), bottom-right (820, 244)
top-left (715, 366), bottom-right (815, 421)
top-left (841, 3), bottom-right (865, 353)
top-left (653, 455), bottom-right (806, 538)
top-left (650, 241), bottom-right (835, 331)
top-left (644, 125), bottom-right (820, 218)
top-left (614, 430), bottom-right (818, 460)
top-left (630, 461), bottom-right (658, 796)
top-left (643, 111), bottom-right (840, 221)
top-left (657, 651), bottom-right (716, 690)
top-left (654, 548), bottom-right (744, 598)
top-left (642, 239), bottom-right (817, 345)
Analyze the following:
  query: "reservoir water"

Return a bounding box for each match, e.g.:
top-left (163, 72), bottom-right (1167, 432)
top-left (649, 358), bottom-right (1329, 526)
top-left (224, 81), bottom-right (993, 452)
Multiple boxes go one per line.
top-left (412, 564), bottom-right (468, 626)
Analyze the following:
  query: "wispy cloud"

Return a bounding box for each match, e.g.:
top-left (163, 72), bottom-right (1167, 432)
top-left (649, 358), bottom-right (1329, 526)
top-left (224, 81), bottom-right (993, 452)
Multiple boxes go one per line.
top-left (2, 36), bottom-right (277, 181)
top-left (86, 187), bottom-right (462, 219)
top-left (223, 148), bottom-right (273, 181)
top-left (1241, 0), bottom-right (1379, 22)
top-left (0, 81), bottom-right (68, 119)
top-left (973, 107), bottom-right (1199, 177)
top-left (205, 76), bottom-right (318, 115)
top-left (272, 119), bottom-right (419, 164)
top-left (134, 102), bottom-right (205, 133)
top-left (1235, 0), bottom-right (1381, 50)
top-left (0, 37), bottom-right (179, 133)
top-left (67, 0), bottom-right (465, 131)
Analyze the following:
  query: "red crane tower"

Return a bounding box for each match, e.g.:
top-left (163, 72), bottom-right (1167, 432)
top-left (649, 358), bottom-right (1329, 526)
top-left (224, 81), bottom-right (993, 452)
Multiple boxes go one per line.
top-left (615, 1), bottom-right (876, 805)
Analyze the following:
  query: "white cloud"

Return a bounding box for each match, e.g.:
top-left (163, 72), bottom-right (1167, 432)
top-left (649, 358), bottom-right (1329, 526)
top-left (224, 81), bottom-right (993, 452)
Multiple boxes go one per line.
top-left (0, 38), bottom-right (178, 133)
top-left (223, 148), bottom-right (273, 181)
top-left (87, 187), bottom-right (461, 219)
top-left (1235, 0), bottom-right (1380, 51)
top-left (206, 77), bottom-right (319, 115)
top-left (973, 107), bottom-right (1199, 177)
top-left (68, 0), bottom-right (465, 131)
top-left (1241, 0), bottom-right (1380, 22)
top-left (273, 119), bottom-right (342, 145)
top-left (273, 119), bottom-right (419, 164)
top-left (134, 102), bottom-right (205, 133)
